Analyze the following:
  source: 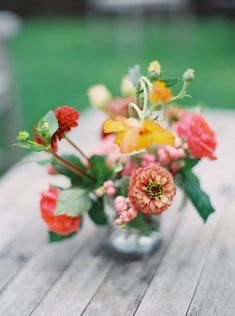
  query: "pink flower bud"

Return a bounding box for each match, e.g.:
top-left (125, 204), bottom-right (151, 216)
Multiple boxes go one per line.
top-left (168, 147), bottom-right (180, 161)
top-left (114, 196), bottom-right (127, 214)
top-left (141, 153), bottom-right (156, 167)
top-left (170, 161), bottom-right (181, 174)
top-left (126, 207), bottom-right (138, 221)
top-left (158, 147), bottom-right (171, 166)
top-left (47, 165), bottom-right (58, 175)
top-left (106, 187), bottom-right (116, 197)
top-left (103, 180), bottom-right (114, 189)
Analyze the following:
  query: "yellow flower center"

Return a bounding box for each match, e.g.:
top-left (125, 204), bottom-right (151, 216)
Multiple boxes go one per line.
top-left (143, 179), bottom-right (163, 198)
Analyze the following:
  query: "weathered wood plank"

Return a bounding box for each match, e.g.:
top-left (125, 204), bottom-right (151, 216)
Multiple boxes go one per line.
top-left (186, 205), bottom-right (235, 316)
top-left (30, 193), bottom-right (183, 316)
top-left (0, 109), bottom-right (105, 292)
top-left (0, 218), bottom-right (46, 293)
top-left (0, 220), bottom-right (97, 316)
top-left (0, 110), bottom-right (234, 316)
top-left (134, 113), bottom-right (235, 316)
top-left (31, 230), bottom-right (118, 316)
top-left (0, 110), bottom-right (110, 315)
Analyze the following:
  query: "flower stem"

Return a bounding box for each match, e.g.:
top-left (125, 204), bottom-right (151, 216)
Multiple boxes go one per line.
top-left (140, 77), bottom-right (149, 121)
top-left (128, 102), bottom-right (142, 119)
top-left (170, 81), bottom-right (188, 102)
top-left (65, 135), bottom-right (92, 167)
top-left (49, 149), bottom-right (96, 182)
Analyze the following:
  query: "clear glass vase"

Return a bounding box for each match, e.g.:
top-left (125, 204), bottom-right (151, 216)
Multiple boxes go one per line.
top-left (106, 201), bottom-right (161, 255)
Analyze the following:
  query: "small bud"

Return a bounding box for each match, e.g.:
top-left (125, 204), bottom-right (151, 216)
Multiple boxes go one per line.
top-left (40, 121), bottom-right (50, 134)
top-left (183, 68), bottom-right (195, 83)
top-left (120, 75), bottom-right (135, 97)
top-left (106, 187), bottom-right (116, 197)
top-left (47, 165), bottom-right (58, 175)
top-left (95, 187), bottom-right (105, 197)
top-left (88, 84), bottom-right (112, 109)
top-left (103, 180), bottom-right (114, 189)
top-left (148, 60), bottom-right (161, 81)
top-left (17, 130), bottom-right (30, 142)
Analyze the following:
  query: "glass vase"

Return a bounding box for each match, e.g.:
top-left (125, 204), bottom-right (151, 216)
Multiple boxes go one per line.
top-left (106, 201), bottom-right (161, 255)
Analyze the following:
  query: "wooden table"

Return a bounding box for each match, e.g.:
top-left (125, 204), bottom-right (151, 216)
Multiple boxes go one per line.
top-left (0, 110), bottom-right (235, 316)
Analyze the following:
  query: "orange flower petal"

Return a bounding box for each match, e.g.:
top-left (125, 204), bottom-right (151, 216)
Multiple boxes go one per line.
top-left (115, 128), bottom-right (139, 153)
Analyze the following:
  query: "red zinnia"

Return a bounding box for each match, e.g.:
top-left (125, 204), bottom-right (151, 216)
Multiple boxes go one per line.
top-left (40, 186), bottom-right (81, 236)
top-left (34, 105), bottom-right (80, 151)
top-left (176, 112), bottom-right (217, 160)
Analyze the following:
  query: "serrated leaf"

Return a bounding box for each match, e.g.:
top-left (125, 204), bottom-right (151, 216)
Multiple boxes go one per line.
top-left (175, 170), bottom-right (215, 221)
top-left (55, 188), bottom-right (92, 217)
top-left (88, 197), bottom-right (108, 225)
top-left (49, 231), bottom-right (77, 242)
top-left (120, 176), bottom-right (130, 196)
top-left (161, 78), bottom-right (178, 87)
top-left (128, 64), bottom-right (141, 86)
top-left (43, 111), bottom-right (59, 137)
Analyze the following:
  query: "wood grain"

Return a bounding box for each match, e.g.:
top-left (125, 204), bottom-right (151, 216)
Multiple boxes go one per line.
top-left (0, 110), bottom-right (234, 316)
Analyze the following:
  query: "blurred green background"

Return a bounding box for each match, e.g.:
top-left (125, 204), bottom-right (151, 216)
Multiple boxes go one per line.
top-left (10, 16), bottom-right (235, 131)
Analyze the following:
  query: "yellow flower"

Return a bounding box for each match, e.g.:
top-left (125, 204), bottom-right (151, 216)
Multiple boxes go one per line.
top-left (149, 81), bottom-right (172, 105)
top-left (103, 117), bottom-right (175, 154)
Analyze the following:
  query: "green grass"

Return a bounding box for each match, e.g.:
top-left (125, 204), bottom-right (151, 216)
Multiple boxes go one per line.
top-left (9, 16), bottom-right (235, 131)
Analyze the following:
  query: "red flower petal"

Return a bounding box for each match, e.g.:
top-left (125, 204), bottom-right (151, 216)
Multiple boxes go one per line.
top-left (40, 186), bottom-right (81, 236)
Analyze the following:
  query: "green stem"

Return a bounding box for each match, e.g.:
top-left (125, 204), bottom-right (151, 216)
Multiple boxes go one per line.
top-left (140, 78), bottom-right (148, 121)
top-left (65, 135), bottom-right (91, 167)
top-left (128, 102), bottom-right (142, 119)
top-left (49, 149), bottom-right (96, 182)
top-left (170, 81), bottom-right (188, 102)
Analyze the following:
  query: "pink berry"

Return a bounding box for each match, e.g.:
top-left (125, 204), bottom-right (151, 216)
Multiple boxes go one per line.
top-left (95, 188), bottom-right (104, 197)
top-left (158, 148), bottom-right (171, 165)
top-left (107, 187), bottom-right (116, 196)
top-left (127, 207), bottom-right (138, 220)
top-left (168, 148), bottom-right (180, 161)
top-left (103, 180), bottom-right (114, 189)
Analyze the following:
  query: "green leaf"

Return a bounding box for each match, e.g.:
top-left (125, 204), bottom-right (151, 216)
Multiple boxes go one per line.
top-left (55, 188), bottom-right (92, 217)
top-left (161, 78), bottom-right (178, 87)
top-left (175, 170), bottom-right (215, 221)
top-left (120, 176), bottom-right (130, 196)
top-left (43, 111), bottom-right (59, 137)
top-left (88, 197), bottom-right (108, 226)
top-left (49, 231), bottom-right (77, 242)
top-left (128, 64), bottom-right (141, 86)
top-left (88, 155), bottom-right (113, 188)
top-left (13, 141), bottom-right (45, 152)
top-left (183, 158), bottom-right (200, 170)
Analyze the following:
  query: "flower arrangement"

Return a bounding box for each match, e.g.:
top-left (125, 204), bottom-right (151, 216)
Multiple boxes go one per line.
top-left (15, 60), bottom-right (217, 245)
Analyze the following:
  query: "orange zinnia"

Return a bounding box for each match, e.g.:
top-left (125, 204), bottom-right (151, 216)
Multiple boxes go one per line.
top-left (103, 117), bottom-right (175, 154)
top-left (149, 81), bottom-right (172, 105)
